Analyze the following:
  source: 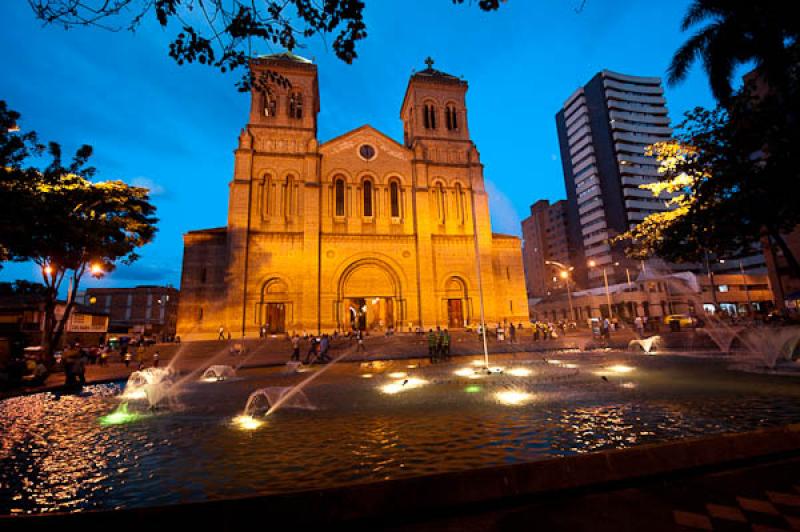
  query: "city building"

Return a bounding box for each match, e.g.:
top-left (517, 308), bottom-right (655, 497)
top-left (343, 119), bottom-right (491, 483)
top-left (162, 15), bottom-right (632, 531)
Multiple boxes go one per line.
top-left (176, 54), bottom-right (529, 339)
top-left (556, 70), bottom-right (674, 287)
top-left (83, 285), bottom-right (179, 338)
top-left (0, 296), bottom-right (109, 348)
top-left (521, 199), bottom-right (573, 297)
top-left (530, 271), bottom-right (773, 324)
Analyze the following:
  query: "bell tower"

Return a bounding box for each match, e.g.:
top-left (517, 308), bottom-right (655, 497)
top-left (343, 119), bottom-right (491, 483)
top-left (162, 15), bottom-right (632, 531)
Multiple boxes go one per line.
top-left (400, 57), bottom-right (470, 148)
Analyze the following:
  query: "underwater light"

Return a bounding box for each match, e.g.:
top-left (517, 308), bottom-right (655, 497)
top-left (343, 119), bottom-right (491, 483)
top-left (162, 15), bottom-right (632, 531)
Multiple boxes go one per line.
top-left (464, 385), bottom-right (482, 393)
top-left (495, 390), bottom-right (534, 406)
top-left (99, 403), bottom-right (141, 426)
top-left (609, 364), bottom-right (634, 374)
top-left (508, 368), bottom-right (532, 377)
top-left (387, 372), bottom-right (407, 379)
top-left (121, 389), bottom-right (147, 400)
top-left (360, 373), bottom-right (374, 379)
top-left (547, 359), bottom-right (562, 365)
top-left (454, 368), bottom-right (474, 377)
top-left (233, 415), bottom-right (264, 431)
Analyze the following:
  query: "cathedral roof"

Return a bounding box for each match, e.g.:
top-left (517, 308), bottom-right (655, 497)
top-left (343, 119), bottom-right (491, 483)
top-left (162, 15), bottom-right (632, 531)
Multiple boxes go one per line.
top-left (411, 57), bottom-right (465, 85)
top-left (256, 51), bottom-right (313, 64)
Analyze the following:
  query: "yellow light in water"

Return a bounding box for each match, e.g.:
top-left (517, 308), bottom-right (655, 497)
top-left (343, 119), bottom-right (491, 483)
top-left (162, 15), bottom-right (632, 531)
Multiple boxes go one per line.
top-left (508, 367), bottom-right (532, 377)
top-left (454, 367), bottom-right (474, 377)
top-left (471, 360), bottom-right (486, 367)
top-left (380, 377), bottom-right (427, 395)
top-left (407, 364), bottom-right (418, 369)
top-left (360, 373), bottom-right (374, 379)
top-left (201, 377), bottom-right (218, 383)
top-left (547, 359), bottom-right (562, 365)
top-left (233, 415), bottom-right (264, 430)
top-left (380, 382), bottom-right (404, 394)
top-left (495, 390), bottom-right (534, 406)
top-left (564, 363), bottom-right (578, 369)
top-left (388, 372), bottom-right (407, 379)
top-left (609, 364), bottom-right (634, 374)
top-left (621, 382), bottom-right (637, 389)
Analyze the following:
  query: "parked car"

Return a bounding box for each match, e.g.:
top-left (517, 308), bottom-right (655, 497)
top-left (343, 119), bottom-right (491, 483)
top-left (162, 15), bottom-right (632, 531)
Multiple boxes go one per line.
top-left (663, 314), bottom-right (700, 328)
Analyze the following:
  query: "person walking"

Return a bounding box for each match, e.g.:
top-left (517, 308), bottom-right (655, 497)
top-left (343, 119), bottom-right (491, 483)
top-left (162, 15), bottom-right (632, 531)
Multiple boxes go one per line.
top-left (509, 323), bottom-right (516, 344)
top-left (291, 334), bottom-right (301, 361)
top-left (218, 326), bottom-right (225, 341)
top-left (318, 334), bottom-right (331, 363)
top-left (442, 329), bottom-right (451, 360)
top-left (427, 329), bottom-right (437, 362)
top-left (303, 336), bottom-right (318, 364)
top-left (634, 316), bottom-right (644, 338)
top-left (152, 351), bottom-right (160, 368)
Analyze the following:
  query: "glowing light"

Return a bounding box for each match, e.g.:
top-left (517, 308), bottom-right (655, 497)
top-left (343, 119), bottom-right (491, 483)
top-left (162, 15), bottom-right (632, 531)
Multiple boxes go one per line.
top-left (495, 390), bottom-right (534, 406)
top-left (379, 377), bottom-right (427, 395)
top-left (471, 360), bottom-right (485, 367)
top-left (464, 385), bottom-right (482, 393)
top-left (233, 415), bottom-right (264, 430)
top-left (508, 367), bottom-right (532, 377)
top-left (360, 373), bottom-right (373, 379)
top-left (547, 359), bottom-right (562, 365)
top-left (388, 372), bottom-right (407, 379)
top-left (467, 373), bottom-right (482, 380)
top-left (609, 364), bottom-right (634, 374)
top-left (454, 368), bottom-right (474, 377)
top-left (201, 377), bottom-right (219, 383)
top-left (621, 382), bottom-right (637, 389)
top-left (559, 270), bottom-right (568, 279)
top-left (564, 363), bottom-right (578, 369)
top-left (43, 265), bottom-right (53, 275)
top-left (90, 263), bottom-right (104, 276)
top-left (406, 364), bottom-right (418, 369)
top-left (487, 367), bottom-right (504, 374)
top-left (99, 403), bottom-right (140, 426)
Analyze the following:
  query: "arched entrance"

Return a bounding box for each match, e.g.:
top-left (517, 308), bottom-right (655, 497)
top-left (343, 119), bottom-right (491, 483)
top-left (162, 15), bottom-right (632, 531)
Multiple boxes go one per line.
top-left (444, 276), bottom-right (468, 328)
top-left (337, 259), bottom-right (402, 332)
top-left (258, 278), bottom-right (291, 333)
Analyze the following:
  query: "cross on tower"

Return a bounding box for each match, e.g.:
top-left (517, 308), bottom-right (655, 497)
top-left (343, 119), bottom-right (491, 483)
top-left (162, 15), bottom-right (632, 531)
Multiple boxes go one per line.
top-left (424, 57), bottom-right (434, 70)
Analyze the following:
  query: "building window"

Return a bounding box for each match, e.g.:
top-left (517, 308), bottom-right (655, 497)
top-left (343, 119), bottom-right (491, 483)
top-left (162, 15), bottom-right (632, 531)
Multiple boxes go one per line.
top-left (363, 180), bottom-right (373, 217)
top-left (455, 182), bottom-right (465, 223)
top-left (436, 182), bottom-right (446, 223)
top-left (390, 181), bottom-right (400, 218)
top-left (289, 92), bottom-right (303, 119)
top-left (262, 92), bottom-right (277, 117)
top-left (445, 105), bottom-right (458, 130)
top-left (335, 178), bottom-right (345, 217)
top-left (423, 104), bottom-right (436, 129)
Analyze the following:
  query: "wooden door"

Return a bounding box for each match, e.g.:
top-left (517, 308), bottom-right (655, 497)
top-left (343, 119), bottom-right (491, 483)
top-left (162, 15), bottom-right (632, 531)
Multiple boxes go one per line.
top-left (447, 299), bottom-right (463, 329)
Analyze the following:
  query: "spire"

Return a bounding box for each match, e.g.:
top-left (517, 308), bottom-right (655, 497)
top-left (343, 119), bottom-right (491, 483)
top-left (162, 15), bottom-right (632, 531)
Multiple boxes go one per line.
top-left (424, 56), bottom-right (435, 70)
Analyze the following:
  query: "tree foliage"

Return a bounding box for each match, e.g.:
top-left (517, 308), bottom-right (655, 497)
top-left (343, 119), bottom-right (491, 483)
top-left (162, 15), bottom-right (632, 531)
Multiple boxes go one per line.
top-left (668, 0), bottom-right (800, 104)
top-left (28, 0), bottom-right (504, 91)
top-left (0, 101), bottom-right (158, 355)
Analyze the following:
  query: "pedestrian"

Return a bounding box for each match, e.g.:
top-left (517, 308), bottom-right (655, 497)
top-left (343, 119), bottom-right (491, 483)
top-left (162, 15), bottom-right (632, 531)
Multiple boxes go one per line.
top-left (76, 351), bottom-right (87, 386)
top-left (442, 328), bottom-right (451, 359)
top-left (218, 326), bottom-right (225, 341)
top-left (291, 334), bottom-right (301, 361)
top-left (319, 334), bottom-right (331, 363)
top-left (634, 316), bottom-right (644, 337)
top-left (153, 351), bottom-right (160, 367)
top-left (124, 351), bottom-right (132, 368)
top-left (602, 318), bottom-right (611, 339)
top-left (227, 331), bottom-right (232, 341)
top-left (427, 329), bottom-right (437, 362)
top-left (304, 336), bottom-right (318, 364)
top-left (509, 323), bottom-right (516, 344)
top-left (435, 327), bottom-right (443, 361)
top-left (533, 324), bottom-right (540, 342)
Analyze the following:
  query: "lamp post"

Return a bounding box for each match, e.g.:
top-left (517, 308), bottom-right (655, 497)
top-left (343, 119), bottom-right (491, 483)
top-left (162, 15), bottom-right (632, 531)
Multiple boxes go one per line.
top-left (588, 259), bottom-right (617, 320)
top-left (545, 260), bottom-right (574, 324)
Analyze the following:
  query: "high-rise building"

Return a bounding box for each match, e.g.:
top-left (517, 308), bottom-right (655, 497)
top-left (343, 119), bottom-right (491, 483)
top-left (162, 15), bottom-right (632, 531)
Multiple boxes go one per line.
top-left (556, 70), bottom-right (673, 286)
top-left (521, 199), bottom-right (573, 298)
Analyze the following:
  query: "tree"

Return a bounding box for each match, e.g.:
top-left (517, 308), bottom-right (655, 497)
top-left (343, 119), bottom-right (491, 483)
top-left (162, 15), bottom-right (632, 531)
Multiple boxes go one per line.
top-left (0, 280), bottom-right (48, 297)
top-left (668, 0), bottom-right (800, 105)
top-left (0, 101), bottom-right (158, 358)
top-left (27, 0), bottom-right (504, 91)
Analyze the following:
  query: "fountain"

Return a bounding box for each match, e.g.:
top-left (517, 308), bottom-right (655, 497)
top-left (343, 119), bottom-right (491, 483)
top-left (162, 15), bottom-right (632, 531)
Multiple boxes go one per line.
top-left (121, 367), bottom-right (179, 408)
top-left (244, 387), bottom-right (317, 415)
top-left (201, 365), bottom-right (236, 382)
top-left (628, 335), bottom-right (661, 353)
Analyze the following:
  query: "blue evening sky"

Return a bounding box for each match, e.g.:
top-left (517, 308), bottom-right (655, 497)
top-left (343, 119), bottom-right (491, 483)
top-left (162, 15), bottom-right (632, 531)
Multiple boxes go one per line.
top-left (1, 0), bottom-right (718, 290)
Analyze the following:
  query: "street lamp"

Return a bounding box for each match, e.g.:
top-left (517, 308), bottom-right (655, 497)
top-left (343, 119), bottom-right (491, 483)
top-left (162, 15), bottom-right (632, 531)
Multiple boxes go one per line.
top-left (545, 260), bottom-right (575, 323)
top-left (588, 259), bottom-right (618, 320)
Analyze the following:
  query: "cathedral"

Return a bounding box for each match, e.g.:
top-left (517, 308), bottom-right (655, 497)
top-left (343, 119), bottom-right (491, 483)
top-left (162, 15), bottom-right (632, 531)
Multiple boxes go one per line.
top-left (176, 53), bottom-right (529, 339)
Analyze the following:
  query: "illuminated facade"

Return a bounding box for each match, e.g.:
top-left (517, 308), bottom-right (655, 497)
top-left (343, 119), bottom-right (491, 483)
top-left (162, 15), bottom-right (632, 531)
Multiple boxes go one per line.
top-left (177, 54), bottom-right (528, 338)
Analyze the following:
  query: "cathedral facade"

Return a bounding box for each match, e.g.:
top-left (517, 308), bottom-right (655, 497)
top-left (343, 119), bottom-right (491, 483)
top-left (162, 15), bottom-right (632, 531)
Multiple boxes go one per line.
top-left (176, 53), bottom-right (529, 338)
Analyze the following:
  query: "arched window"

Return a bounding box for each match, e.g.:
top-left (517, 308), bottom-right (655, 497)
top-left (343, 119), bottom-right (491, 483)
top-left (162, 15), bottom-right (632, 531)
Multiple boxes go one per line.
top-left (423, 104), bottom-right (436, 129)
top-left (334, 178), bottom-right (345, 217)
top-left (363, 180), bottom-right (373, 217)
top-left (390, 181), bottom-right (400, 218)
top-left (455, 183), bottom-right (465, 223)
top-left (446, 104), bottom-right (458, 130)
top-left (262, 91), bottom-right (277, 117)
top-left (436, 182), bottom-right (446, 223)
top-left (289, 92), bottom-right (303, 119)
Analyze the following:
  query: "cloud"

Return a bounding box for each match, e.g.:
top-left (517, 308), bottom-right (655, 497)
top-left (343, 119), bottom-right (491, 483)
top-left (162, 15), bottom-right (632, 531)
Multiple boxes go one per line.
top-left (485, 179), bottom-right (522, 237)
top-left (131, 176), bottom-right (167, 197)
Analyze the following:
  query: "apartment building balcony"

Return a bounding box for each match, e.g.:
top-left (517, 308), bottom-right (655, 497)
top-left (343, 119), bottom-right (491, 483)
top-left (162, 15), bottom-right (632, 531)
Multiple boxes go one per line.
top-left (607, 99), bottom-right (668, 115)
top-left (609, 110), bottom-right (671, 125)
top-left (603, 78), bottom-right (664, 95)
top-left (605, 89), bottom-right (666, 105)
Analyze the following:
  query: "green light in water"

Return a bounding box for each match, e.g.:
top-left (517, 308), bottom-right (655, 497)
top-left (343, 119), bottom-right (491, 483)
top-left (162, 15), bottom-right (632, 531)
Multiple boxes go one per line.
top-left (99, 403), bottom-right (141, 426)
top-left (464, 385), bottom-right (482, 393)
